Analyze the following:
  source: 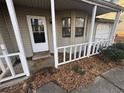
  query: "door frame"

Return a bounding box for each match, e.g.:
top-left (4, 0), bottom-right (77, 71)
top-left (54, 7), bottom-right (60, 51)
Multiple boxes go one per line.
top-left (27, 15), bottom-right (49, 53)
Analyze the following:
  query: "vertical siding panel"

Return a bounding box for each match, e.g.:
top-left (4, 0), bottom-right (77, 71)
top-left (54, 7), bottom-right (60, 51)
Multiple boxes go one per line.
top-left (0, 8), bottom-right (14, 54)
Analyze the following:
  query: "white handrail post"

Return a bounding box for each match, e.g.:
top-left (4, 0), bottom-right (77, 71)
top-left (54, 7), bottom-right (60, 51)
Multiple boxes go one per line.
top-left (50, 0), bottom-right (58, 68)
top-left (87, 5), bottom-right (97, 57)
top-left (110, 11), bottom-right (122, 44)
top-left (5, 0), bottom-right (30, 76)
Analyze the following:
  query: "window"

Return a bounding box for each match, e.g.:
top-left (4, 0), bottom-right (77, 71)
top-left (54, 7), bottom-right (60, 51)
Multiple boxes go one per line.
top-left (62, 17), bottom-right (71, 37)
top-left (75, 17), bottom-right (85, 37)
top-left (31, 18), bottom-right (45, 43)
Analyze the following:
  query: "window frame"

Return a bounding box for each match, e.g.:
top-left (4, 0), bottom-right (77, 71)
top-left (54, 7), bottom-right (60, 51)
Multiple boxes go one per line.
top-left (75, 17), bottom-right (85, 37)
top-left (62, 17), bottom-right (71, 37)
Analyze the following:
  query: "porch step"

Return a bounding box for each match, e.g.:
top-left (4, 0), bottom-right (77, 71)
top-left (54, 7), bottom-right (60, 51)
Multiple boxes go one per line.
top-left (32, 51), bottom-right (51, 60)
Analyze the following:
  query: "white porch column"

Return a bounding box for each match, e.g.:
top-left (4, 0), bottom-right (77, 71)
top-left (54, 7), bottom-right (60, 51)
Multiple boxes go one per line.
top-left (87, 5), bottom-right (97, 57)
top-left (50, 0), bottom-right (58, 68)
top-left (110, 11), bottom-right (122, 43)
top-left (5, 0), bottom-right (30, 76)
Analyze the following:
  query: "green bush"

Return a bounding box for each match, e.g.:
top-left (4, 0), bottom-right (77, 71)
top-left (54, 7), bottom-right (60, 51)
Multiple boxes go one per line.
top-left (101, 46), bottom-right (124, 62)
top-left (71, 65), bottom-right (85, 75)
top-left (113, 43), bottom-right (124, 51)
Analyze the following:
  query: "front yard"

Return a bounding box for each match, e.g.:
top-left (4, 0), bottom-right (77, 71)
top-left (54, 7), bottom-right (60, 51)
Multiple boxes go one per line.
top-left (0, 55), bottom-right (121, 93)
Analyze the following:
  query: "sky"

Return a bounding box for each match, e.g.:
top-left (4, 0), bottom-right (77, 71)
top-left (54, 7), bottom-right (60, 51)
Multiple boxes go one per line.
top-left (97, 0), bottom-right (124, 35)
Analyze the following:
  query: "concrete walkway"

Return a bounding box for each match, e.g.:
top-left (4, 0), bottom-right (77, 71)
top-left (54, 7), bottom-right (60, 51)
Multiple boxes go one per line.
top-left (36, 66), bottom-right (124, 93)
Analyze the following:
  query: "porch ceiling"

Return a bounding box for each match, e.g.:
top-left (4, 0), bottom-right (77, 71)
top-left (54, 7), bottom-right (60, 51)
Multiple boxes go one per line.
top-left (0, 0), bottom-right (119, 16)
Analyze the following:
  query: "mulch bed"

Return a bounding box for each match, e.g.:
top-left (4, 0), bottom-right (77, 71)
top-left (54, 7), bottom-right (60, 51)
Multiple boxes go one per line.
top-left (0, 55), bottom-right (121, 93)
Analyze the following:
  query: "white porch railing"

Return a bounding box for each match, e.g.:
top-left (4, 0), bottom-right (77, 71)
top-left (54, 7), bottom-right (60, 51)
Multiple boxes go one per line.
top-left (90, 40), bottom-right (110, 56)
top-left (57, 40), bottom-right (110, 66)
top-left (57, 43), bottom-right (89, 66)
top-left (0, 44), bottom-right (26, 83)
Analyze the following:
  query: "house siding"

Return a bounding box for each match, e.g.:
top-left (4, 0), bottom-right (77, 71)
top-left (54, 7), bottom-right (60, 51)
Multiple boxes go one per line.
top-left (56, 10), bottom-right (88, 47)
top-left (2, 6), bottom-right (52, 57)
top-left (1, 6), bottom-right (91, 57)
top-left (0, 9), bottom-right (14, 54)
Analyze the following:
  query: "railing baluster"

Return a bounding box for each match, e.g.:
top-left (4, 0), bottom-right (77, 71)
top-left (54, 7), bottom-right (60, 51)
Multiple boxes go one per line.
top-left (105, 41), bottom-right (107, 47)
top-left (83, 44), bottom-right (87, 57)
top-left (106, 41), bottom-right (109, 47)
top-left (106, 41), bottom-right (109, 48)
top-left (63, 48), bottom-right (66, 62)
top-left (99, 41), bottom-right (102, 50)
top-left (92, 43), bottom-right (96, 54)
top-left (105, 41), bottom-right (107, 48)
top-left (104, 41), bottom-right (106, 48)
top-left (69, 47), bottom-right (72, 61)
top-left (96, 42), bottom-right (100, 53)
top-left (74, 46), bottom-right (77, 59)
top-left (79, 45), bottom-right (82, 58)
top-left (103, 41), bottom-right (105, 48)
top-left (101, 41), bottom-right (103, 49)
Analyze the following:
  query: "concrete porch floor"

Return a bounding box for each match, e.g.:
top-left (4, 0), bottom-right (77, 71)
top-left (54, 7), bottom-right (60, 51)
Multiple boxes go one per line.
top-left (28, 56), bottom-right (55, 74)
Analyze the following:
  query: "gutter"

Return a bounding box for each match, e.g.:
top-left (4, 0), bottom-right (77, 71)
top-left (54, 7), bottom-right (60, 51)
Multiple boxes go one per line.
top-left (89, 0), bottom-right (124, 11)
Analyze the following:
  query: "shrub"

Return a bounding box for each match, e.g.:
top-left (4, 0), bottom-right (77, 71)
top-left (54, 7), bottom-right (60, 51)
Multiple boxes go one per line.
top-left (101, 46), bottom-right (124, 62)
top-left (113, 43), bottom-right (124, 51)
top-left (71, 65), bottom-right (85, 75)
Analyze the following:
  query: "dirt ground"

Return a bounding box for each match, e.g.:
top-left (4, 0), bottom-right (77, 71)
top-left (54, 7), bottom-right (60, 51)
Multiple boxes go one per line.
top-left (0, 55), bottom-right (122, 93)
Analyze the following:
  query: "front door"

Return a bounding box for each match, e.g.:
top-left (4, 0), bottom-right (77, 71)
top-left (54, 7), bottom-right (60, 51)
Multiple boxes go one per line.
top-left (27, 16), bottom-right (49, 52)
